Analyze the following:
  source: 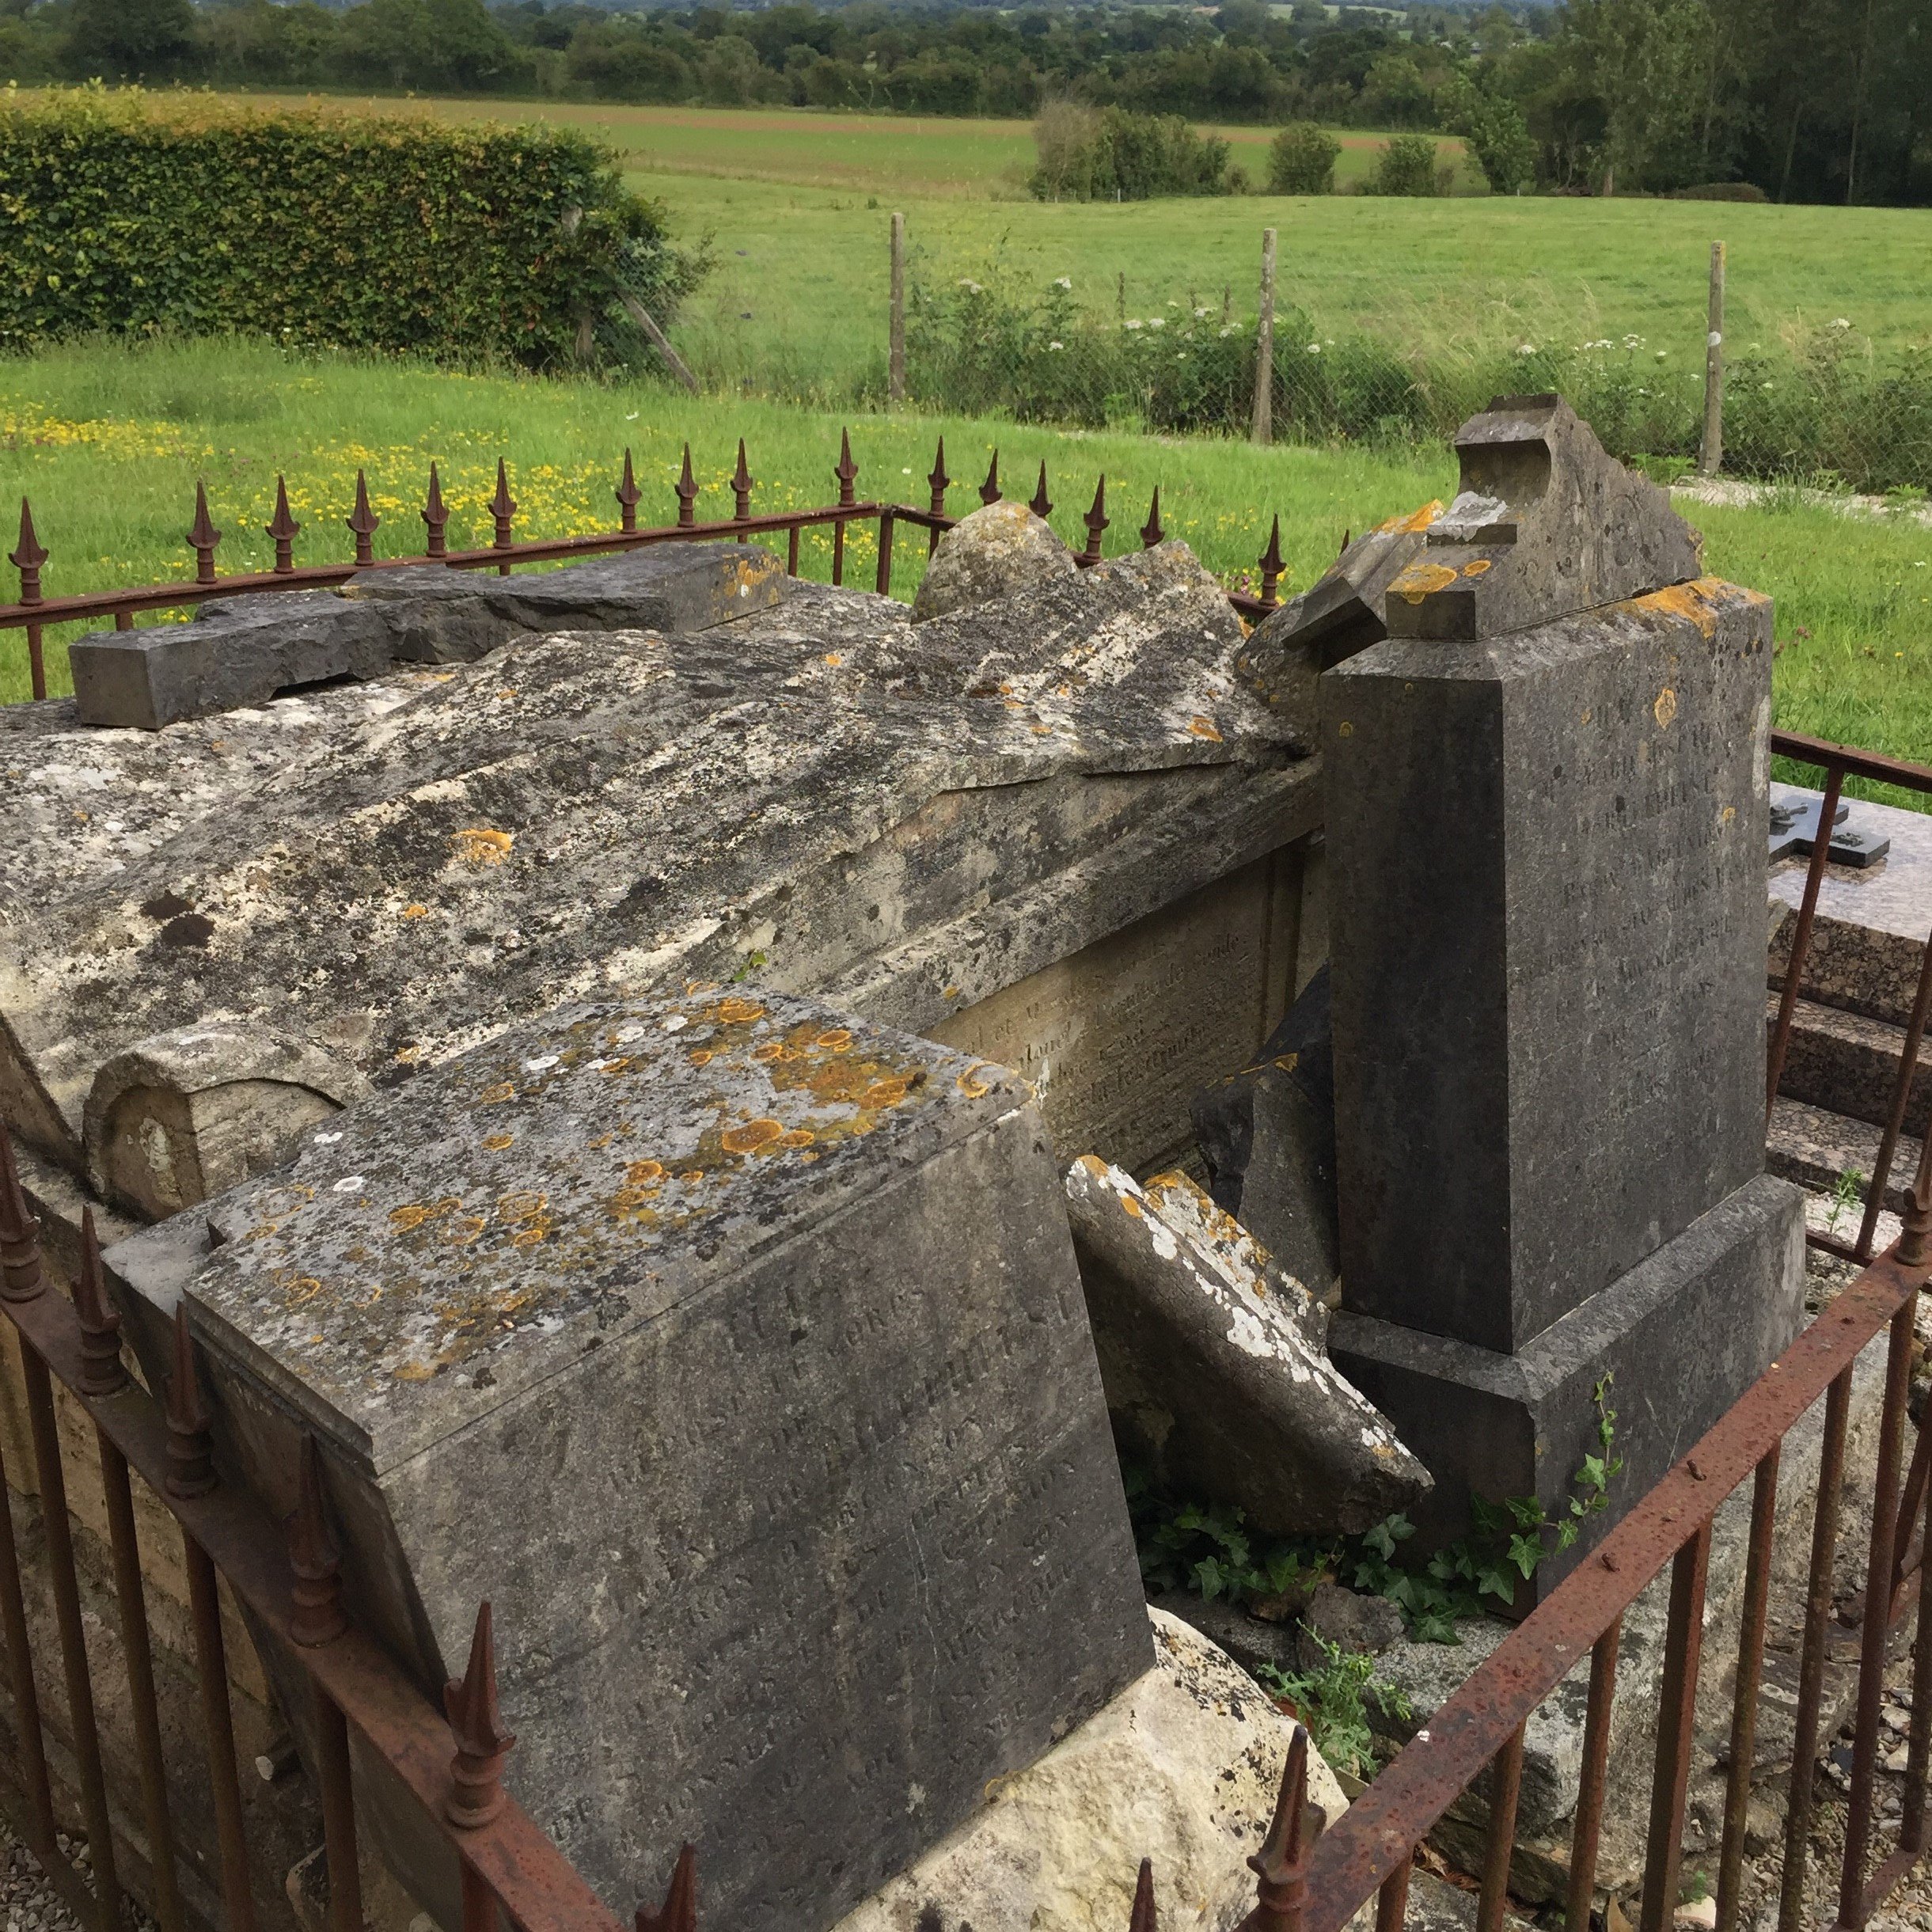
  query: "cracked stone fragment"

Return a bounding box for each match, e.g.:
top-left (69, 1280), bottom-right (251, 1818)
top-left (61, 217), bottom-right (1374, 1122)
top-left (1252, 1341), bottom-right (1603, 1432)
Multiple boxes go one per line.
top-left (911, 499), bottom-right (1076, 621)
top-left (1063, 1156), bottom-right (1429, 1535)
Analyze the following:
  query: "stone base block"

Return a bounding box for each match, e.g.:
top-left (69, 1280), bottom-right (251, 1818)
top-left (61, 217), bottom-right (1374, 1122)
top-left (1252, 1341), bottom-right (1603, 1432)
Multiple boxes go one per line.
top-left (1330, 1175), bottom-right (1805, 1594)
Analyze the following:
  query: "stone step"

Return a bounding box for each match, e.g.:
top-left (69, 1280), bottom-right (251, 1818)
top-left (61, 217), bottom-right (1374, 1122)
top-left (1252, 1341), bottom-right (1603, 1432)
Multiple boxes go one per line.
top-left (1767, 1098), bottom-right (1924, 1217)
top-left (1767, 993), bottom-right (1930, 1136)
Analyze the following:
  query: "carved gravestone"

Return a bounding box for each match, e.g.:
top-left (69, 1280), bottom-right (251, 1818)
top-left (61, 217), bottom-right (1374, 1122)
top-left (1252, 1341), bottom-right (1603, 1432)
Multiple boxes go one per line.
top-left (1319, 396), bottom-right (1806, 1585)
top-left (108, 987), bottom-right (1149, 1932)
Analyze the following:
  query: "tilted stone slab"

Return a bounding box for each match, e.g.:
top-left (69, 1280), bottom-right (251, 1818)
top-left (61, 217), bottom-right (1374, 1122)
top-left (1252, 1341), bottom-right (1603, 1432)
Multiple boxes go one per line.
top-left (1063, 1156), bottom-right (1428, 1535)
top-left (112, 987), bottom-right (1151, 1932)
top-left (66, 542), bottom-right (790, 731)
top-left (1381, 395), bottom-right (1703, 642)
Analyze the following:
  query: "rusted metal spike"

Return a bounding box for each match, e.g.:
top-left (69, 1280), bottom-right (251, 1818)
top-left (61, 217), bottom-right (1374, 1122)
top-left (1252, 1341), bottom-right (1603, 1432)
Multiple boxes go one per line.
top-left (1248, 1725), bottom-right (1327, 1927)
top-left (0, 1123), bottom-right (47, 1304)
top-left (1901, 1140), bottom-right (1931, 1268)
top-left (676, 444), bottom-right (698, 528)
top-left (165, 1302), bottom-right (216, 1499)
top-left (10, 497), bottom-right (47, 602)
top-left (1339, 528), bottom-right (1351, 556)
top-left (1258, 514), bottom-right (1285, 609)
top-left (266, 476), bottom-right (301, 575)
top-left (346, 469), bottom-right (380, 568)
top-left (1141, 486), bottom-right (1165, 549)
top-left (187, 482), bottom-right (222, 586)
top-left (927, 437), bottom-right (950, 517)
top-left (617, 448), bottom-right (642, 534)
top-left (74, 1206), bottom-right (127, 1398)
top-left (490, 460), bottom-right (518, 550)
top-left (422, 462), bottom-right (450, 560)
top-left (1030, 461), bottom-right (1053, 521)
top-left (445, 1601), bottom-right (516, 1828)
top-left (1082, 475), bottom-right (1109, 563)
top-left (636, 1843), bottom-right (697, 1932)
top-left (835, 427), bottom-right (859, 509)
top-left (1129, 1858), bottom-right (1156, 1932)
top-left (731, 440), bottom-right (754, 522)
top-left (288, 1433), bottom-right (347, 1646)
top-left (980, 450), bottom-right (1001, 506)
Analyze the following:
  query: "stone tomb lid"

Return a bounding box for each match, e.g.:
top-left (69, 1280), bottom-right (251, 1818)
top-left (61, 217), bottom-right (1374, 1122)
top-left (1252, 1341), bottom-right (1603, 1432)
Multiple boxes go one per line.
top-left (188, 986), bottom-right (1029, 1474)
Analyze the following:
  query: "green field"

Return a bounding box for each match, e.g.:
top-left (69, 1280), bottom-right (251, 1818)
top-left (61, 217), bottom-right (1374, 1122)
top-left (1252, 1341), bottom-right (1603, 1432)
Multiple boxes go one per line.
top-left (3, 339), bottom-right (1927, 807)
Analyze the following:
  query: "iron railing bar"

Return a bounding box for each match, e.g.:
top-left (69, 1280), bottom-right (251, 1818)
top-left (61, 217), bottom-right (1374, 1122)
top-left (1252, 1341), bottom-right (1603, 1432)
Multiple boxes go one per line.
top-left (1373, 1859), bottom-right (1410, 1932)
top-left (1767, 763), bottom-right (1843, 1124)
top-left (1855, 926), bottom-right (1932, 1261)
top-left (461, 1858), bottom-right (500, 1932)
top-left (1836, 1301), bottom-right (1918, 1927)
top-left (18, 1344), bottom-right (123, 1932)
top-left (1300, 1254), bottom-right (1923, 1932)
top-left (1716, 1446), bottom-right (1781, 1932)
top-left (1564, 1616), bottom-right (1621, 1932)
top-left (1903, 1424), bottom-right (1932, 1857)
top-left (0, 1425), bottom-right (59, 1860)
top-left (313, 1687), bottom-right (364, 1932)
top-left (97, 1430), bottom-right (189, 1932)
top-left (0, 1279), bottom-right (629, 1932)
top-left (1771, 730), bottom-right (1932, 798)
top-left (1639, 1523), bottom-right (1714, 1932)
top-left (183, 1534), bottom-right (260, 1932)
top-left (1475, 1723), bottom-right (1525, 1932)
top-left (1888, 1418), bottom-right (1930, 1622)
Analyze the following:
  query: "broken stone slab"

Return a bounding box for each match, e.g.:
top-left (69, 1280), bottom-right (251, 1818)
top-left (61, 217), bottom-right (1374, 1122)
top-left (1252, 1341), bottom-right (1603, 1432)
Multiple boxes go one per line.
top-left (9, 547), bottom-right (1312, 1207)
top-left (910, 499), bottom-right (1075, 623)
top-left (66, 542), bottom-right (791, 731)
top-left (1298, 1582), bottom-right (1405, 1661)
top-left (1063, 1156), bottom-right (1429, 1536)
top-left (108, 985), bottom-right (1152, 1932)
top-left (1236, 503), bottom-right (1443, 738)
top-left (1381, 395), bottom-right (1703, 642)
top-left (833, 1607), bottom-right (1347, 1932)
top-left (1192, 962), bottom-right (1339, 1298)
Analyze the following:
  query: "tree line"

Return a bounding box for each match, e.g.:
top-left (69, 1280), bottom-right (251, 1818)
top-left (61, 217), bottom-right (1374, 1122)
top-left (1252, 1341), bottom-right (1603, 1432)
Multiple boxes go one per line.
top-left (8, 0), bottom-right (1929, 207)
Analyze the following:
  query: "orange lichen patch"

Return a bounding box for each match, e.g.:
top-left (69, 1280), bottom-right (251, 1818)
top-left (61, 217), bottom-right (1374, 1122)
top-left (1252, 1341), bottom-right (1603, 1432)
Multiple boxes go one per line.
top-left (389, 1204), bottom-right (435, 1232)
top-left (1336, 720), bottom-right (1354, 738)
top-left (687, 1049), bottom-right (715, 1068)
top-left (511, 1225), bottom-right (549, 1248)
top-left (679, 1170), bottom-right (705, 1184)
top-left (1632, 576), bottom-right (1755, 640)
top-left (1031, 724), bottom-right (1054, 737)
top-left (824, 652), bottom-right (843, 666)
top-left (401, 904), bottom-right (430, 920)
top-left (1390, 561), bottom-right (1460, 605)
top-left (1376, 499), bottom-right (1444, 535)
top-left (446, 1215), bottom-right (488, 1247)
top-left (1653, 687), bottom-right (1679, 728)
top-left (280, 1276), bottom-right (326, 1307)
top-left (1188, 715), bottom-right (1224, 742)
top-left (598, 1057), bottom-right (634, 1077)
top-left (817, 1029), bottom-right (852, 1051)
top-left (394, 1361), bottom-right (437, 1383)
top-left (454, 826), bottom-right (514, 867)
top-left (496, 1191), bottom-right (548, 1225)
top-left (957, 1064), bottom-right (995, 1099)
top-left (721, 1118), bottom-right (786, 1154)
top-left (780, 1128), bottom-right (814, 1148)
top-left (1274, 1051), bottom-right (1301, 1073)
top-left (1461, 558), bottom-right (1494, 577)
top-left (1076, 1153), bottom-right (1110, 1178)
top-left (1120, 1194), bottom-right (1144, 1218)
top-left (858, 1076), bottom-right (913, 1110)
top-left (753, 1040), bottom-right (791, 1064)
top-left (625, 1160), bottom-right (666, 1185)
top-left (482, 1133), bottom-right (514, 1152)
top-left (713, 996), bottom-right (765, 1024)
top-left (394, 1046), bottom-right (420, 1065)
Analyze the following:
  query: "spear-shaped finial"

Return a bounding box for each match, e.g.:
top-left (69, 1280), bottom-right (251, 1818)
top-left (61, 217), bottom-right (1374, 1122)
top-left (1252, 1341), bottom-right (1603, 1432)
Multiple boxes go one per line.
top-left (617, 448), bottom-right (642, 534)
top-left (165, 1301), bottom-right (215, 1499)
top-left (675, 444), bottom-right (698, 528)
top-left (1129, 1858), bottom-right (1156, 1932)
top-left (1081, 474), bottom-right (1108, 564)
top-left (1247, 1725), bottom-right (1326, 1929)
top-left (423, 462), bottom-right (450, 560)
top-left (489, 459), bottom-right (518, 563)
top-left (1140, 486), bottom-right (1165, 550)
top-left (927, 436), bottom-right (950, 518)
top-left (266, 476), bottom-right (302, 575)
top-left (833, 428), bottom-right (857, 508)
top-left (346, 470), bottom-right (380, 569)
top-left (187, 482), bottom-right (222, 586)
top-left (288, 1433), bottom-right (347, 1646)
top-left (731, 440), bottom-right (754, 522)
top-left (1029, 461), bottom-right (1053, 521)
top-left (1258, 514), bottom-right (1285, 610)
top-left (979, 450), bottom-right (1001, 507)
top-left (10, 497), bottom-right (48, 602)
top-left (74, 1206), bottom-right (126, 1398)
top-left (0, 1123), bottom-right (46, 1304)
top-left (445, 1601), bottom-right (516, 1828)
top-left (636, 1843), bottom-right (697, 1932)
top-left (1338, 527), bottom-right (1351, 556)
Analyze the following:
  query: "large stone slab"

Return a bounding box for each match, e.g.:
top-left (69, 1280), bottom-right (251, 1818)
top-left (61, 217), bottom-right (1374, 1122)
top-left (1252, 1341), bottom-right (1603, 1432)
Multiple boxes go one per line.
top-left (1064, 1156), bottom-right (1428, 1536)
top-left (108, 986), bottom-right (1151, 1932)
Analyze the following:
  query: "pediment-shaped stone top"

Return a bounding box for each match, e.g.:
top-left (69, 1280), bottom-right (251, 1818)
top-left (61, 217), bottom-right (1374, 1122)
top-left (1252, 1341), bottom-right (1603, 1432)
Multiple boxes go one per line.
top-left (1384, 393), bottom-right (1703, 641)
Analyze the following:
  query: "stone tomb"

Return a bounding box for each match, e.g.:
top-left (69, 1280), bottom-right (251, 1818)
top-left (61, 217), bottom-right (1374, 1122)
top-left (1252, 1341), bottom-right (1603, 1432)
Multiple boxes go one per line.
top-left (108, 988), bottom-right (1151, 1932)
top-left (1320, 396), bottom-right (1806, 1581)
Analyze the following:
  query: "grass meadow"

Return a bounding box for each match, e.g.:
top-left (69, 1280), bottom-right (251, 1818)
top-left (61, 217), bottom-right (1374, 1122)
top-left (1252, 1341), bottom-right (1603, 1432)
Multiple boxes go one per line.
top-left (2, 338), bottom-right (1927, 808)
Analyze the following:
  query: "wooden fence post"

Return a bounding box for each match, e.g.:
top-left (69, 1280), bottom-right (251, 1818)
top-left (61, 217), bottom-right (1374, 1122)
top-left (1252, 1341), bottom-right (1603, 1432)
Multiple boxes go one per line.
top-left (1251, 227), bottom-right (1277, 447)
top-left (888, 211), bottom-right (906, 406)
top-left (1699, 240), bottom-right (1726, 477)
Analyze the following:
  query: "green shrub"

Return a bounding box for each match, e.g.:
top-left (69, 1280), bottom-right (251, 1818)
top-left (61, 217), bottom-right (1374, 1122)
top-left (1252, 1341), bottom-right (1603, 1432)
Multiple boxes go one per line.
top-left (1029, 104), bottom-right (1235, 203)
top-left (0, 86), bottom-right (703, 370)
top-left (1266, 121), bottom-right (1341, 194)
top-left (1669, 182), bottom-right (1771, 202)
top-left (1365, 132), bottom-right (1442, 197)
top-left (1439, 80), bottom-right (1535, 195)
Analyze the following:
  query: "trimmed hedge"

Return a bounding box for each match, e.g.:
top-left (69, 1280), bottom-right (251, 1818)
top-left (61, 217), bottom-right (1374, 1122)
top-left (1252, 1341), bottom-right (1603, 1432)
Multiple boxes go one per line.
top-left (0, 87), bottom-right (689, 367)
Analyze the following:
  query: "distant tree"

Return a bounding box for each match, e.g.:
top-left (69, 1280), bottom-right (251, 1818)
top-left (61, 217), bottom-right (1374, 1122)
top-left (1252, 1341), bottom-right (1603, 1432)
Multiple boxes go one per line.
top-left (66, 0), bottom-right (194, 77)
top-left (347, 0), bottom-right (522, 93)
top-left (1364, 129), bottom-right (1442, 192)
top-left (1267, 119), bottom-right (1342, 190)
top-left (1440, 71), bottom-right (1537, 191)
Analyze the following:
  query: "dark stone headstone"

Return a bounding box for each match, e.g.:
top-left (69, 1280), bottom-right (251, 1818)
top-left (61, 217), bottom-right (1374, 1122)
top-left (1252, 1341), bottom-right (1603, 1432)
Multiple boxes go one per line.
top-left (1315, 396), bottom-right (1805, 1584)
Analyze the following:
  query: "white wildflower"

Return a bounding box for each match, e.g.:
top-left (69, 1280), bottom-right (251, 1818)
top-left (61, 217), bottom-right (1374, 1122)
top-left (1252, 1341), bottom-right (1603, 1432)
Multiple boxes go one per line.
top-left (958, 278), bottom-right (982, 294)
top-left (1124, 318), bottom-right (1142, 330)
top-left (1048, 340), bottom-right (1063, 351)
top-left (1148, 316), bottom-right (1165, 328)
top-left (1306, 341), bottom-right (1321, 354)
top-left (1054, 275), bottom-right (1072, 289)
top-left (1831, 317), bottom-right (1851, 330)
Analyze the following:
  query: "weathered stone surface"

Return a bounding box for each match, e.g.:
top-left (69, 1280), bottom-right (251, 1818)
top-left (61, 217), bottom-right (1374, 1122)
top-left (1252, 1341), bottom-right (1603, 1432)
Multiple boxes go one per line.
top-left (1192, 963), bottom-right (1339, 1297)
top-left (112, 986), bottom-right (1150, 1932)
top-left (1327, 575), bottom-right (1776, 1353)
top-left (911, 499), bottom-right (1075, 622)
top-left (1063, 1156), bottom-right (1428, 1536)
top-left (834, 1608), bottom-right (1348, 1932)
top-left (1381, 395), bottom-right (1703, 642)
top-left (8, 550), bottom-right (1311, 1211)
top-left (1237, 503), bottom-right (1443, 745)
top-left (1299, 1583), bottom-right (1405, 1661)
top-left (66, 542), bottom-right (790, 731)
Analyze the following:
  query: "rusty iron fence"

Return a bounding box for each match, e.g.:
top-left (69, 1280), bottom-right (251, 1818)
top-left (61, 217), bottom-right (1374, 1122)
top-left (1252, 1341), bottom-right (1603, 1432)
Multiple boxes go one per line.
top-left (0, 431), bottom-right (1288, 702)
